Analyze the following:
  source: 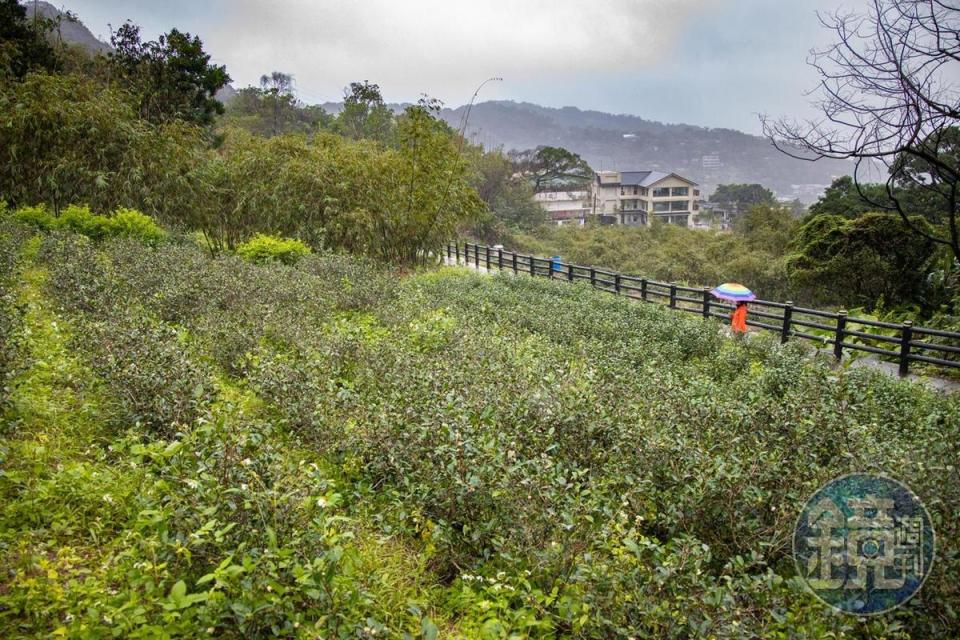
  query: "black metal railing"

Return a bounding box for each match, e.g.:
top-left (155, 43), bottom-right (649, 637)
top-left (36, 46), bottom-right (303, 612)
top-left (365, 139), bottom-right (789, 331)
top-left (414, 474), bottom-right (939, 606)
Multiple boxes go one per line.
top-left (446, 242), bottom-right (960, 378)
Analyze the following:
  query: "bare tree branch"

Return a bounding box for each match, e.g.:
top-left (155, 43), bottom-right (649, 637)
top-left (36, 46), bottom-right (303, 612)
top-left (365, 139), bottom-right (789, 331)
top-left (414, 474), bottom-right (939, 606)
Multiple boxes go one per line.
top-left (763, 0), bottom-right (960, 261)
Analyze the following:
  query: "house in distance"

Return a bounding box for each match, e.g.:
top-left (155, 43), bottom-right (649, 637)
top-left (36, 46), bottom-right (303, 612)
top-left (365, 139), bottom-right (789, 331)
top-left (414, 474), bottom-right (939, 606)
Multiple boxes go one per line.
top-left (592, 171), bottom-right (701, 227)
top-left (535, 171), bottom-right (702, 228)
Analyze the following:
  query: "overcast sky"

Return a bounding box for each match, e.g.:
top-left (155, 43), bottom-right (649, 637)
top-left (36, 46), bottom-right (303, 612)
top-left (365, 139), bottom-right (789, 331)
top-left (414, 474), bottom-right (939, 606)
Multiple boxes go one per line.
top-left (58, 0), bottom-right (866, 134)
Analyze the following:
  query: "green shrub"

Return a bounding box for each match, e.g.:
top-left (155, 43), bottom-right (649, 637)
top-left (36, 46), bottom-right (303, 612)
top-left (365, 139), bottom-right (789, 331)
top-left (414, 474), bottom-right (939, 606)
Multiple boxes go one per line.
top-left (77, 312), bottom-right (215, 437)
top-left (236, 233), bottom-right (311, 265)
top-left (12, 203), bottom-right (166, 246)
top-left (58, 204), bottom-right (112, 240)
top-left (12, 204), bottom-right (57, 231)
top-left (107, 207), bottom-right (167, 245)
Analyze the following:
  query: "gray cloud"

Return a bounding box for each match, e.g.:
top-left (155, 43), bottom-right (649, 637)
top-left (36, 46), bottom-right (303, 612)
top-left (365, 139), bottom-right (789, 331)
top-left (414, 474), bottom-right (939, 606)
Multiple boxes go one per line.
top-left (59, 0), bottom-right (871, 131)
top-left (201, 0), bottom-right (720, 103)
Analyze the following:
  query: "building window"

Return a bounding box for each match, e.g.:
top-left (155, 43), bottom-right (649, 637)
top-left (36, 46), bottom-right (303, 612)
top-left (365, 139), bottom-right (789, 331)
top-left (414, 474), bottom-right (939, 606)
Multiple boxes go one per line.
top-left (653, 202), bottom-right (671, 212)
top-left (632, 186), bottom-right (638, 195)
top-left (652, 187), bottom-right (671, 198)
top-left (640, 188), bottom-right (648, 196)
top-left (671, 200), bottom-right (688, 211)
top-left (693, 203), bottom-right (699, 211)
top-left (693, 189), bottom-right (700, 197)
top-left (672, 187), bottom-right (689, 196)
top-left (620, 187), bottom-right (625, 195)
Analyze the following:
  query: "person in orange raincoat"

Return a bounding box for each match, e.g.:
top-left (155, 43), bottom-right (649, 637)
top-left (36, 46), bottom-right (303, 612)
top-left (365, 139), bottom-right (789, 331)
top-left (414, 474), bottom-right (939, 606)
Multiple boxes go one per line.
top-left (731, 301), bottom-right (748, 334)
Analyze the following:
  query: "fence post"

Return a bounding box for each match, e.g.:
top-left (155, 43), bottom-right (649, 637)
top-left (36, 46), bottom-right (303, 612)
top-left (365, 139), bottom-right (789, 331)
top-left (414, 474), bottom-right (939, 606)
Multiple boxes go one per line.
top-left (641, 278), bottom-right (648, 302)
top-left (529, 255), bottom-right (535, 277)
top-left (455, 242), bottom-right (460, 264)
top-left (447, 243), bottom-right (452, 260)
top-left (497, 248), bottom-right (503, 270)
top-left (485, 246), bottom-right (491, 270)
top-left (898, 320), bottom-right (913, 377)
top-left (669, 284), bottom-right (677, 309)
top-left (834, 310), bottom-right (847, 361)
top-left (615, 274), bottom-right (621, 295)
top-left (590, 267), bottom-right (596, 287)
top-left (781, 301), bottom-right (793, 344)
top-left (512, 252), bottom-right (517, 274)
top-left (702, 287), bottom-right (711, 319)
top-left (567, 263), bottom-right (574, 282)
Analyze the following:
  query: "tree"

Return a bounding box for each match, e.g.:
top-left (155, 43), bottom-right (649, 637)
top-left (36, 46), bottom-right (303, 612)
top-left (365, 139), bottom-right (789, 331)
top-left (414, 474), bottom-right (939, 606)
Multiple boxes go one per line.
top-left (223, 85), bottom-right (332, 138)
top-left (734, 203), bottom-right (797, 255)
top-left (763, 0), bottom-right (960, 262)
top-left (0, 0), bottom-right (60, 78)
top-left (709, 184), bottom-right (777, 209)
top-left (258, 72), bottom-right (294, 135)
top-left (108, 22), bottom-right (230, 126)
top-left (336, 80), bottom-right (394, 143)
top-left (807, 176), bottom-right (892, 219)
top-left (0, 73), bottom-right (208, 218)
top-left (465, 146), bottom-right (545, 239)
top-left (787, 212), bottom-right (938, 308)
top-left (510, 146), bottom-right (593, 192)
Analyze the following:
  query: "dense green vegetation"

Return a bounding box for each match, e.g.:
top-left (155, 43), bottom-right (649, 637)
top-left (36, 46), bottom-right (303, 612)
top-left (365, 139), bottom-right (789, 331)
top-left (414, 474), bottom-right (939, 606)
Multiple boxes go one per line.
top-left (510, 196), bottom-right (956, 315)
top-left (3, 4), bottom-right (960, 637)
top-left (510, 204), bottom-right (942, 308)
top-left (1, 216), bottom-right (959, 637)
top-left (0, 5), bottom-right (485, 266)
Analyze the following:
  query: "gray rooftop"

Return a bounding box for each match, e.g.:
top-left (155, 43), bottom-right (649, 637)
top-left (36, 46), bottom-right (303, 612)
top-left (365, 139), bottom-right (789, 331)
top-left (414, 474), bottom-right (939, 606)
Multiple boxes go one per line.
top-left (601, 171), bottom-right (697, 187)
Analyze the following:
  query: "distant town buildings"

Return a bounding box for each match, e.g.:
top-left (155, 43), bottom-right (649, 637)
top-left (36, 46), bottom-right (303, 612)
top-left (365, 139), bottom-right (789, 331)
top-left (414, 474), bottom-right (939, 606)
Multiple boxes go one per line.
top-left (535, 170), bottom-right (702, 228)
top-left (701, 154), bottom-right (722, 169)
top-left (533, 190), bottom-right (592, 227)
top-left (592, 170), bottom-right (701, 227)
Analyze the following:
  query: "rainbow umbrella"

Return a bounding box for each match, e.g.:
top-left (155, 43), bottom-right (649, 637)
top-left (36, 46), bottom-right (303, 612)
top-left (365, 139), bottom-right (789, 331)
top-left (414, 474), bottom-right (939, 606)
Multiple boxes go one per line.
top-left (710, 282), bottom-right (756, 302)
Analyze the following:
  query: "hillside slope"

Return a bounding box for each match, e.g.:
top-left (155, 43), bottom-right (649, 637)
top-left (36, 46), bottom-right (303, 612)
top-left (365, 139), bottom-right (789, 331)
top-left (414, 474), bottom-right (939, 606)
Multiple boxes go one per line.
top-left (2, 215), bottom-right (958, 637)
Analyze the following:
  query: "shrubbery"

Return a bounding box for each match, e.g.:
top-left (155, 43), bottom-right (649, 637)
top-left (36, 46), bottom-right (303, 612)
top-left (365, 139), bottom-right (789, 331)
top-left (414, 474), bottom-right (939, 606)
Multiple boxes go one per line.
top-left (9, 203), bottom-right (166, 245)
top-left (236, 233), bottom-right (311, 265)
top-left (2, 227), bottom-right (959, 637)
top-left (1, 74), bottom-right (481, 266)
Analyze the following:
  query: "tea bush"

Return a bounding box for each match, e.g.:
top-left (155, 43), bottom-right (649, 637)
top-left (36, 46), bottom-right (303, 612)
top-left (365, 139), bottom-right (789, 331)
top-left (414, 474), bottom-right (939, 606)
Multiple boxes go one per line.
top-left (0, 221), bottom-right (31, 416)
top-left (236, 233), bottom-right (311, 265)
top-left (3, 224), bottom-right (960, 637)
top-left (77, 312), bottom-right (216, 437)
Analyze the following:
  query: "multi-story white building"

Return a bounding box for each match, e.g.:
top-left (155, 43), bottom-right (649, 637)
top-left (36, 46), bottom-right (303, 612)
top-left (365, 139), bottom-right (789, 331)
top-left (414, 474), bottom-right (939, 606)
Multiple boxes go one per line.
top-left (533, 190), bottom-right (592, 226)
top-left (592, 170), bottom-right (701, 227)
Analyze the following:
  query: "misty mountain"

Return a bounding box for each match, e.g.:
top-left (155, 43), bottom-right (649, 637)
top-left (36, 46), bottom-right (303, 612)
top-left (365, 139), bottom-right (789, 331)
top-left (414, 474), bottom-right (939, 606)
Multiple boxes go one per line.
top-left (438, 101), bottom-right (852, 202)
top-left (25, 0), bottom-right (112, 54)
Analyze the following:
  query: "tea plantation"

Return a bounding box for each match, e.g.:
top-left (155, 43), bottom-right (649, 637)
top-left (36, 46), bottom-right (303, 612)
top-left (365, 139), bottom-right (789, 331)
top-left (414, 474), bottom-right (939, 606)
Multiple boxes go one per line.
top-left (1, 220), bottom-right (958, 638)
